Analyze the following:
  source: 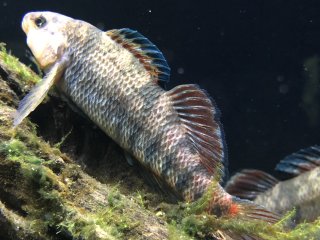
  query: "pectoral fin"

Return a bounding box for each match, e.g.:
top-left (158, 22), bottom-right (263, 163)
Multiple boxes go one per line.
top-left (13, 55), bottom-right (68, 127)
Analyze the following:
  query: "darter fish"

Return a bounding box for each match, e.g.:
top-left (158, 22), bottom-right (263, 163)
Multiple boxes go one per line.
top-left (15, 11), bottom-right (278, 238)
top-left (226, 145), bottom-right (320, 222)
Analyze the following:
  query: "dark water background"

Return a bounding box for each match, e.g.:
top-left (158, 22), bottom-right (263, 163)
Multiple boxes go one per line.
top-left (0, 0), bottom-right (319, 177)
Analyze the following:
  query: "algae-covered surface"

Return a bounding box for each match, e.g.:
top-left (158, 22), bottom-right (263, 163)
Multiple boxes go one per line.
top-left (0, 44), bottom-right (320, 240)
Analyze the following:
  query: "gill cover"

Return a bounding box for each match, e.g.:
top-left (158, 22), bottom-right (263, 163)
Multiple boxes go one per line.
top-left (13, 12), bottom-right (73, 126)
top-left (22, 11), bottom-right (70, 69)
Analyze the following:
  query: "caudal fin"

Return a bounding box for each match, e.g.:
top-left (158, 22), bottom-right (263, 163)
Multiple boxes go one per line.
top-left (232, 197), bottom-right (280, 223)
top-left (210, 193), bottom-right (280, 240)
top-left (215, 195), bottom-right (280, 240)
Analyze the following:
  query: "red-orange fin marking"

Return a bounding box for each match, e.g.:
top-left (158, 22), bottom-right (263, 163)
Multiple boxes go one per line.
top-left (106, 28), bottom-right (170, 85)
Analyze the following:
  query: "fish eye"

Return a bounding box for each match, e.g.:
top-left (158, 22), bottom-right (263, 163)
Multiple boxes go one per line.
top-left (34, 16), bottom-right (47, 28)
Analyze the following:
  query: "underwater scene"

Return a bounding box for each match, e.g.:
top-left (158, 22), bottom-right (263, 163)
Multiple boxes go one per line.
top-left (0, 1), bottom-right (319, 239)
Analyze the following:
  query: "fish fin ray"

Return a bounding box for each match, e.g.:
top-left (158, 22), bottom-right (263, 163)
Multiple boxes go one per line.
top-left (106, 28), bottom-right (170, 85)
top-left (275, 145), bottom-right (320, 176)
top-left (168, 84), bottom-right (228, 179)
top-left (209, 194), bottom-right (281, 240)
top-left (225, 169), bottom-right (279, 200)
top-left (235, 197), bottom-right (280, 223)
top-left (124, 151), bottom-right (135, 166)
top-left (216, 195), bottom-right (279, 239)
top-left (223, 231), bottom-right (262, 240)
top-left (13, 54), bottom-right (68, 127)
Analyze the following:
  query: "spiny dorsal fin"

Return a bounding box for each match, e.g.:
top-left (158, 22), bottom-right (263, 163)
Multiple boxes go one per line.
top-left (168, 84), bottom-right (227, 178)
top-left (106, 28), bottom-right (170, 84)
top-left (276, 145), bottom-right (320, 176)
top-left (225, 169), bottom-right (279, 200)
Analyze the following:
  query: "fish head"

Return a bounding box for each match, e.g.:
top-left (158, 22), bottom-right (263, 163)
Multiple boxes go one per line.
top-left (22, 11), bottom-right (72, 70)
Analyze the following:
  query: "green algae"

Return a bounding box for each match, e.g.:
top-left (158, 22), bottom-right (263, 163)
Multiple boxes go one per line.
top-left (2, 118), bottom-right (318, 239)
top-left (163, 189), bottom-right (320, 239)
top-left (0, 139), bottom-right (44, 165)
top-left (0, 43), bottom-right (40, 85)
top-left (0, 44), bottom-right (167, 240)
top-left (0, 138), bottom-right (141, 239)
top-left (168, 223), bottom-right (194, 240)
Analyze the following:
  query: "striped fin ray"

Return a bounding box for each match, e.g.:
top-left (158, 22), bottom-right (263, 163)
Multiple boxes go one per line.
top-left (168, 84), bottom-right (227, 178)
top-left (276, 145), bottom-right (320, 176)
top-left (225, 169), bottom-right (279, 200)
top-left (106, 28), bottom-right (170, 84)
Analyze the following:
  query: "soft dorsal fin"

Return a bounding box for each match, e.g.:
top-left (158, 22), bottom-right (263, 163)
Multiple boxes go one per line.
top-left (225, 169), bottom-right (279, 200)
top-left (276, 145), bottom-right (320, 176)
top-left (167, 84), bottom-right (228, 179)
top-left (106, 28), bottom-right (170, 84)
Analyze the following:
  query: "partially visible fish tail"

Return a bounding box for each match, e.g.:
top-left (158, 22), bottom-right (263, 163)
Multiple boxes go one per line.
top-left (205, 187), bottom-right (279, 239)
top-left (220, 197), bottom-right (280, 240)
top-left (232, 197), bottom-right (280, 223)
top-left (207, 187), bottom-right (279, 223)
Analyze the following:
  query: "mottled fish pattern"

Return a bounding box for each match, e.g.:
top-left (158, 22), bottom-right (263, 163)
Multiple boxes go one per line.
top-left (16, 12), bottom-right (279, 234)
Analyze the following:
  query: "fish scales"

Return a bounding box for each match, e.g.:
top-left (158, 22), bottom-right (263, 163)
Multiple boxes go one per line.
top-left (16, 12), bottom-right (279, 236)
top-left (226, 145), bottom-right (320, 222)
top-left (43, 17), bottom-right (212, 201)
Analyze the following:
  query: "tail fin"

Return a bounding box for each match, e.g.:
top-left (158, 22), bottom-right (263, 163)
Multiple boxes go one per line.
top-left (232, 197), bottom-right (280, 224)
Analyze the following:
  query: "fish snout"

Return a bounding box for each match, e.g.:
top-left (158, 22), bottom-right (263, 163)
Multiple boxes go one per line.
top-left (21, 13), bottom-right (33, 34)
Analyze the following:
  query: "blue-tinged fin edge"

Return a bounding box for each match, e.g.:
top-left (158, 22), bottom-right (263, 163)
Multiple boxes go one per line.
top-left (107, 28), bottom-right (170, 85)
top-left (275, 145), bottom-right (320, 176)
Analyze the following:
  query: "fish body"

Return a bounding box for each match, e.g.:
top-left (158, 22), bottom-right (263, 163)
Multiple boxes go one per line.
top-left (226, 145), bottom-right (320, 222)
top-left (16, 11), bottom-right (278, 230)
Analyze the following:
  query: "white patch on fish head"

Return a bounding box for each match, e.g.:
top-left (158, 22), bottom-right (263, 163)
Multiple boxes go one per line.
top-left (21, 11), bottom-right (72, 70)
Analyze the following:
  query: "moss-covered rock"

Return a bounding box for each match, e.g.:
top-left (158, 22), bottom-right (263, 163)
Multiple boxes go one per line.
top-left (0, 44), bottom-right (168, 240)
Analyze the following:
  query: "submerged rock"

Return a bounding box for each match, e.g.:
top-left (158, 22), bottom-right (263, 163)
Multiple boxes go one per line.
top-left (1, 44), bottom-right (320, 240)
top-left (0, 45), bottom-right (169, 240)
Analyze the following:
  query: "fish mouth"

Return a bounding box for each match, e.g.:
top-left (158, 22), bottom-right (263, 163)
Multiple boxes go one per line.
top-left (21, 13), bottom-right (32, 34)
